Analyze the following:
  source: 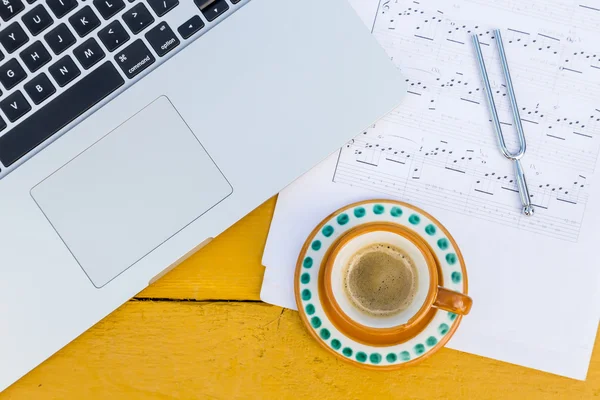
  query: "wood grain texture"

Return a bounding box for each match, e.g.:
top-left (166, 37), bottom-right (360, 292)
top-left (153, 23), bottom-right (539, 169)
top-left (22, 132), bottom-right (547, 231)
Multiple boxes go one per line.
top-left (3, 301), bottom-right (599, 399)
top-left (2, 196), bottom-right (599, 398)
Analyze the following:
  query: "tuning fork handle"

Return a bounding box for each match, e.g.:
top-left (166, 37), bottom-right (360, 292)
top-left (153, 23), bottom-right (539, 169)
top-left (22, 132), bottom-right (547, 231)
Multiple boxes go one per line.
top-left (514, 159), bottom-right (534, 216)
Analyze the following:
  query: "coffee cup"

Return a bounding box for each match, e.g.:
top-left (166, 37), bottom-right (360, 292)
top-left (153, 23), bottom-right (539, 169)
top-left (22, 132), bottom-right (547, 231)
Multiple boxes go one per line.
top-left (295, 200), bottom-right (472, 368)
top-left (321, 223), bottom-right (472, 345)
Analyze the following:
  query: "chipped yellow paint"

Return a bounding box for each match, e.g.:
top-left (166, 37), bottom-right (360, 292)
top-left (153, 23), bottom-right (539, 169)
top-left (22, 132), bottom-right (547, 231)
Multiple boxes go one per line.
top-left (2, 198), bottom-right (599, 399)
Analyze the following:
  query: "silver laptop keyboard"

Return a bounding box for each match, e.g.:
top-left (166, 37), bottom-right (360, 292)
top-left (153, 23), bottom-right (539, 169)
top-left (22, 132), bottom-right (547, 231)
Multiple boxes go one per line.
top-left (0, 0), bottom-right (245, 179)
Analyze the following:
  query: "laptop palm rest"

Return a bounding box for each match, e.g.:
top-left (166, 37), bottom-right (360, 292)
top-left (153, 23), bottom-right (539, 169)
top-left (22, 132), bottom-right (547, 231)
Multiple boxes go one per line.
top-left (30, 96), bottom-right (233, 288)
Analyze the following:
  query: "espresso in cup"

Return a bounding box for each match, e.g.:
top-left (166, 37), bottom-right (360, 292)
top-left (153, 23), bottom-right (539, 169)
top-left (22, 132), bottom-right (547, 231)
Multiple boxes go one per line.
top-left (343, 243), bottom-right (418, 317)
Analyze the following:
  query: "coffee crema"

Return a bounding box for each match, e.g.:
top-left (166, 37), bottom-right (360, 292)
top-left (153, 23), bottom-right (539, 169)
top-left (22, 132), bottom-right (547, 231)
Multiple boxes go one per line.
top-left (343, 243), bottom-right (418, 317)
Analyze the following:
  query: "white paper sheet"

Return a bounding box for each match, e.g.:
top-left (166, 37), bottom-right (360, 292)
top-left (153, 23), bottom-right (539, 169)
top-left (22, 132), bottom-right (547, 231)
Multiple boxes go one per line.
top-left (262, 0), bottom-right (600, 380)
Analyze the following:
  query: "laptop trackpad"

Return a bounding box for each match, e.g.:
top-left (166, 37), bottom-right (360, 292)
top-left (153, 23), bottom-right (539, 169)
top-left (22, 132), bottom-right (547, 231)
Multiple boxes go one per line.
top-left (31, 96), bottom-right (233, 288)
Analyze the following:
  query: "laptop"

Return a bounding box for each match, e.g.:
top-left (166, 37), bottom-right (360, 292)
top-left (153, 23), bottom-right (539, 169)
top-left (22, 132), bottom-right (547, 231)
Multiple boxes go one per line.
top-left (0, 0), bottom-right (406, 390)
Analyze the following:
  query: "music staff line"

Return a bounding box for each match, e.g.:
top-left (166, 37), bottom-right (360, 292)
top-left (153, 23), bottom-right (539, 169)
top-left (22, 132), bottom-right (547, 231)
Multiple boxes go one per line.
top-left (349, 138), bottom-right (589, 205)
top-left (334, 162), bottom-right (582, 241)
top-left (376, 33), bottom-right (600, 102)
top-left (382, 108), bottom-right (600, 173)
top-left (465, 0), bottom-right (600, 31)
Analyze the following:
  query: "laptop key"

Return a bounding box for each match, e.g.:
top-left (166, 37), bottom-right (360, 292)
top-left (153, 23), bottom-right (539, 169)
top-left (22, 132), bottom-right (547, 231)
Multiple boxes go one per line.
top-left (22, 5), bottom-right (53, 36)
top-left (114, 38), bottom-right (154, 79)
top-left (24, 72), bottom-right (55, 104)
top-left (196, 0), bottom-right (228, 22)
top-left (145, 21), bottom-right (179, 57)
top-left (0, 90), bottom-right (31, 122)
top-left (44, 23), bottom-right (76, 55)
top-left (19, 40), bottom-right (51, 72)
top-left (0, 115), bottom-right (6, 131)
top-left (69, 6), bottom-right (100, 37)
top-left (146, 0), bottom-right (178, 17)
top-left (98, 20), bottom-right (129, 52)
top-left (0, 58), bottom-right (27, 90)
top-left (0, 22), bottom-right (29, 53)
top-left (0, 0), bottom-right (25, 22)
top-left (46, 0), bottom-right (77, 18)
top-left (177, 15), bottom-right (204, 39)
top-left (93, 0), bottom-right (125, 20)
top-left (73, 37), bottom-right (104, 69)
top-left (0, 62), bottom-right (124, 167)
top-left (48, 54), bottom-right (80, 87)
top-left (122, 3), bottom-right (154, 34)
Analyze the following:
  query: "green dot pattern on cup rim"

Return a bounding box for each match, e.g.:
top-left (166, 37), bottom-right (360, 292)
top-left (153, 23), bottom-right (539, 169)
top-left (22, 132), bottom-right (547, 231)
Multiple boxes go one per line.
top-left (451, 271), bottom-right (462, 283)
top-left (303, 257), bottom-right (313, 268)
top-left (354, 207), bottom-right (366, 218)
top-left (390, 206), bottom-right (403, 217)
top-left (356, 352), bottom-right (367, 363)
top-left (408, 214), bottom-right (421, 225)
top-left (425, 224), bottom-right (436, 236)
top-left (298, 201), bottom-right (465, 367)
top-left (300, 273), bottom-right (310, 284)
top-left (373, 204), bottom-right (385, 214)
top-left (322, 225), bottom-right (334, 237)
top-left (337, 213), bottom-right (349, 225)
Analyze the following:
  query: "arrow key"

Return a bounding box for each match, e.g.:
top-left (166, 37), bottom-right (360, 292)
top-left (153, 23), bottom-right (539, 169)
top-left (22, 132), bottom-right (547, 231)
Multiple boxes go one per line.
top-left (122, 3), bottom-right (154, 34)
top-left (98, 19), bottom-right (129, 52)
top-left (195, 0), bottom-right (228, 22)
top-left (177, 15), bottom-right (204, 39)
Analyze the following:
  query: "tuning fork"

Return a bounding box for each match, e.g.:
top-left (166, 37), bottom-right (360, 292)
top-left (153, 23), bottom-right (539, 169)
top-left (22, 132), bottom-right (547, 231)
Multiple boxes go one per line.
top-left (472, 29), bottom-right (534, 216)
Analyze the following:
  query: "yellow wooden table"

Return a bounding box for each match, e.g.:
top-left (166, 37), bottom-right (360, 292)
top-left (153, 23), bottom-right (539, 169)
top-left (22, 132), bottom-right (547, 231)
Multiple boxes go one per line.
top-left (2, 198), bottom-right (599, 399)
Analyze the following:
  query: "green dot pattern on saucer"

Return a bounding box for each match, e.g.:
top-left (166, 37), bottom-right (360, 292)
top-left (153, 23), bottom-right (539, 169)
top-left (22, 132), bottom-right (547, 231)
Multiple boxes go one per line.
top-left (425, 224), bottom-right (436, 236)
top-left (414, 344), bottom-right (425, 355)
top-left (437, 238), bottom-right (449, 250)
top-left (337, 213), bottom-right (349, 225)
top-left (390, 206), bottom-right (403, 217)
top-left (369, 353), bottom-right (382, 364)
top-left (409, 214), bottom-right (421, 225)
top-left (297, 201), bottom-right (466, 368)
top-left (439, 323), bottom-right (449, 335)
top-left (305, 304), bottom-right (315, 315)
top-left (356, 352), bottom-right (367, 363)
top-left (446, 253), bottom-right (457, 265)
top-left (400, 351), bottom-right (411, 361)
top-left (322, 225), bottom-right (334, 237)
top-left (354, 207), bottom-right (366, 218)
top-left (451, 271), bottom-right (462, 283)
top-left (331, 339), bottom-right (341, 350)
top-left (311, 316), bottom-right (321, 328)
top-left (300, 273), bottom-right (310, 284)
top-left (303, 257), bottom-right (313, 268)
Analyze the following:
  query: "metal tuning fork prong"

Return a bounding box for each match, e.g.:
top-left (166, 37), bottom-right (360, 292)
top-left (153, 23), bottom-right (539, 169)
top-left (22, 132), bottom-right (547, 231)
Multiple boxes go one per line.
top-left (472, 29), bottom-right (534, 217)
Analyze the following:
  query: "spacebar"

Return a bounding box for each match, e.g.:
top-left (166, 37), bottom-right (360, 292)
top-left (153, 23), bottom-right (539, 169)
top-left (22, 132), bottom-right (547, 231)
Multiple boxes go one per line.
top-left (0, 62), bottom-right (125, 167)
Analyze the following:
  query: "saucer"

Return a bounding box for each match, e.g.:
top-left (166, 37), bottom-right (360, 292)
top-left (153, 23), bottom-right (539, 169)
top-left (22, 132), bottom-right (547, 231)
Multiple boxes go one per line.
top-left (294, 199), bottom-right (468, 369)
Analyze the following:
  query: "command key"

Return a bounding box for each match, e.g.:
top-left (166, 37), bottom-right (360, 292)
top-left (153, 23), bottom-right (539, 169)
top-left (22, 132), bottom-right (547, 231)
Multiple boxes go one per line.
top-left (114, 39), bottom-right (156, 79)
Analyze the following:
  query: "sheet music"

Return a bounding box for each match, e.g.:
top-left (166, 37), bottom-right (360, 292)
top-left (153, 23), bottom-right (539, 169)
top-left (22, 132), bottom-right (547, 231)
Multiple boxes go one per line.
top-left (261, 0), bottom-right (600, 380)
top-left (335, 0), bottom-right (600, 243)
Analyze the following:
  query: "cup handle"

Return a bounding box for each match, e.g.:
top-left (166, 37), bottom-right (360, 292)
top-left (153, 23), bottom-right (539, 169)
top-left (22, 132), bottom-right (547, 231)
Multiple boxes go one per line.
top-left (433, 287), bottom-right (473, 315)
